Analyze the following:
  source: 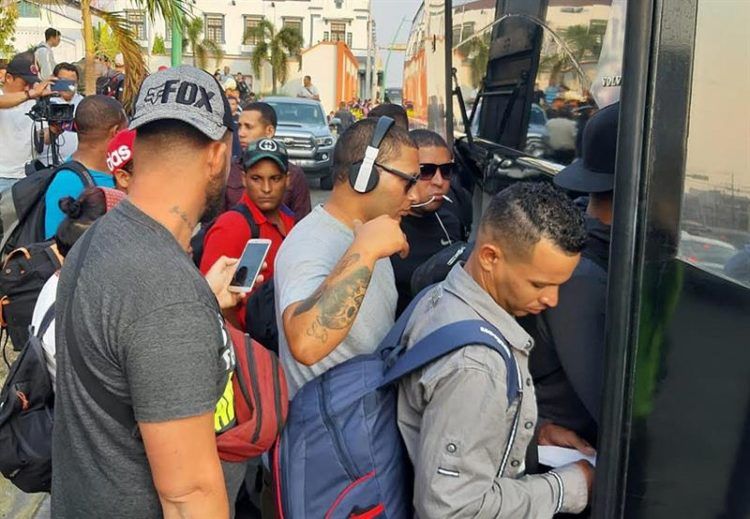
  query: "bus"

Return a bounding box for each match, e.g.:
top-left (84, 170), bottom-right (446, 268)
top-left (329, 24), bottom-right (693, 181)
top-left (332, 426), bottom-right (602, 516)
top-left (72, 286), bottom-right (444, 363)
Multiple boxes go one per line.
top-left (404, 1), bottom-right (750, 517)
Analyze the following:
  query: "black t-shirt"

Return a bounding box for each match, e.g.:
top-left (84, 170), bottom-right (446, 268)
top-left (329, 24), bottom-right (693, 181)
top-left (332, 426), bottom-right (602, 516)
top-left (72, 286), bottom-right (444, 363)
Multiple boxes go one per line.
top-left (391, 199), bottom-right (469, 316)
top-left (52, 200), bottom-right (233, 518)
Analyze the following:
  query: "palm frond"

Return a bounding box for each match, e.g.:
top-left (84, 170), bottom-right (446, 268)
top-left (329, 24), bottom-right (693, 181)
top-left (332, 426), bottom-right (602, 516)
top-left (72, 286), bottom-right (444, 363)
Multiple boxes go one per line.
top-left (251, 40), bottom-right (269, 78)
top-left (277, 26), bottom-right (303, 55)
top-left (91, 7), bottom-right (147, 113)
top-left (131, 0), bottom-right (190, 32)
top-left (201, 38), bottom-right (224, 69)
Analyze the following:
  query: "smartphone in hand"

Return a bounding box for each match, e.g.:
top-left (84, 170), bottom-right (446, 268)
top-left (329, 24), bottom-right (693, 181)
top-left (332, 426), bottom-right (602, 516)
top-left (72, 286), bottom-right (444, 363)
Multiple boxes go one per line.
top-left (229, 239), bottom-right (271, 293)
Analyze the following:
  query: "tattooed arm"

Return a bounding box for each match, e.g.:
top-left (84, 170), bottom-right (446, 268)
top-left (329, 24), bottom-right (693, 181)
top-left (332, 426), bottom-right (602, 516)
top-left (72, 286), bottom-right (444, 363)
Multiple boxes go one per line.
top-left (282, 215), bottom-right (409, 366)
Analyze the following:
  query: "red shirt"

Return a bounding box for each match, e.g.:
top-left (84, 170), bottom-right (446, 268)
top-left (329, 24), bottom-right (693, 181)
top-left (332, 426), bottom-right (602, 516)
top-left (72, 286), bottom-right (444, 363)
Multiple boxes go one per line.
top-left (200, 192), bottom-right (295, 328)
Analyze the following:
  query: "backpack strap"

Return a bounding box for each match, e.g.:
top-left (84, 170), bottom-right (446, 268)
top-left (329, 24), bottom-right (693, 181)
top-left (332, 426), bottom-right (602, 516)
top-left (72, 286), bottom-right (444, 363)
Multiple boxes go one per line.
top-left (378, 319), bottom-right (521, 404)
top-left (36, 303), bottom-right (55, 338)
top-left (231, 203), bottom-right (260, 240)
top-left (55, 161), bottom-right (95, 189)
top-left (64, 224), bottom-right (138, 435)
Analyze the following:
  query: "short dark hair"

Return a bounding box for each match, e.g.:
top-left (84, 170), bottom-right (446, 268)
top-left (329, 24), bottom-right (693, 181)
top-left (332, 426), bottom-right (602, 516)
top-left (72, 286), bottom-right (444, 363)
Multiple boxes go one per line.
top-left (368, 103), bottom-right (409, 130)
top-left (45, 28), bottom-right (61, 41)
top-left (55, 188), bottom-right (107, 257)
top-left (135, 118), bottom-right (215, 153)
top-left (409, 129), bottom-right (449, 151)
top-left (244, 102), bottom-right (277, 127)
top-left (0, 60), bottom-right (7, 71)
top-left (74, 95), bottom-right (124, 137)
top-left (332, 118), bottom-right (417, 184)
top-left (52, 62), bottom-right (79, 80)
top-left (481, 182), bottom-right (587, 258)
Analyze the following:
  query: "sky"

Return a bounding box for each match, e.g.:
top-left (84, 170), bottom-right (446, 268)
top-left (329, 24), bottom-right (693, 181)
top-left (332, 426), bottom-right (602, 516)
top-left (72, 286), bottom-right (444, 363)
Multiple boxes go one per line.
top-left (371, 0), bottom-right (423, 88)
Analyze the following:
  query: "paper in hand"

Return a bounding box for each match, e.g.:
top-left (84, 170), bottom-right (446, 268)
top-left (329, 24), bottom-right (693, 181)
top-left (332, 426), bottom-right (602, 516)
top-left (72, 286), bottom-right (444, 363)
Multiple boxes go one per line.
top-left (538, 446), bottom-right (597, 468)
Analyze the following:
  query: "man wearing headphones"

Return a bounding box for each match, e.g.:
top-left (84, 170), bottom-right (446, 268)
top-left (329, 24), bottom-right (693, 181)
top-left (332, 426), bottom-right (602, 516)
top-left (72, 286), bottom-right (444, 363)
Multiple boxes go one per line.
top-left (275, 117), bottom-right (420, 397)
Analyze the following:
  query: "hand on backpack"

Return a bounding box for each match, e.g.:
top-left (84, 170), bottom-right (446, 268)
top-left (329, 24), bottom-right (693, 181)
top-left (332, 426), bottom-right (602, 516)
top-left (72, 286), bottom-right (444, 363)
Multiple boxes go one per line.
top-left (353, 215), bottom-right (410, 259)
top-left (205, 256), bottom-right (266, 310)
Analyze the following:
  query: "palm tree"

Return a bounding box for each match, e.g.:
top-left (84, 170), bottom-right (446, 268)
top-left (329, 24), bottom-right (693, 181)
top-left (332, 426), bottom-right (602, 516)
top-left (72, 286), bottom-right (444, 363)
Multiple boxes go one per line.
top-left (456, 32), bottom-right (490, 89)
top-left (245, 19), bottom-right (303, 94)
top-left (562, 25), bottom-right (602, 62)
top-left (182, 17), bottom-right (224, 71)
top-left (33, 0), bottom-right (190, 110)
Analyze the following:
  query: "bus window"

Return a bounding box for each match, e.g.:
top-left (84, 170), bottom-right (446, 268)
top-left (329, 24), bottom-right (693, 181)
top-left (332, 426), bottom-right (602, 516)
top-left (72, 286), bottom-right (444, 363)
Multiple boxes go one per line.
top-left (679, 0), bottom-right (750, 287)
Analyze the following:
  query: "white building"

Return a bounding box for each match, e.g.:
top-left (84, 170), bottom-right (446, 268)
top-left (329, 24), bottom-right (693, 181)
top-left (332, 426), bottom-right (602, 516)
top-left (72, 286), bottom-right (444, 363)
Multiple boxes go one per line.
top-left (11, 0), bottom-right (377, 98)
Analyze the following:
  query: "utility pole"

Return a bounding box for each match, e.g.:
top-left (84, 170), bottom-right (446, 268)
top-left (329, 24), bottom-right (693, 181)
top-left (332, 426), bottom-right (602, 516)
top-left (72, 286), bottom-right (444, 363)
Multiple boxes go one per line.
top-left (365, 2), bottom-right (372, 100)
top-left (382, 17), bottom-right (409, 97)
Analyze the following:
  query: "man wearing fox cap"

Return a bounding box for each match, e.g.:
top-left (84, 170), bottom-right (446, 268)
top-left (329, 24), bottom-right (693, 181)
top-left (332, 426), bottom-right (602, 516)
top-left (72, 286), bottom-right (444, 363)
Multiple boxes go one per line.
top-left (106, 128), bottom-right (135, 192)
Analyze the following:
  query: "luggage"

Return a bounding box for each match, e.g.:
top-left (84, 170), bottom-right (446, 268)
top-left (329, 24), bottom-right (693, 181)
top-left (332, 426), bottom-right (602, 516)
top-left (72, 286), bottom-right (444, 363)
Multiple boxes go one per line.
top-left (0, 305), bottom-right (55, 493)
top-left (0, 241), bottom-right (62, 350)
top-left (275, 287), bottom-right (522, 518)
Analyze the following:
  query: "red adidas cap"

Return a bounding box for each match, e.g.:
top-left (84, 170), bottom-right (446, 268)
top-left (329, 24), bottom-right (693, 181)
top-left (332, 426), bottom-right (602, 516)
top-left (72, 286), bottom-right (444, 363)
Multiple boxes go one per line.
top-left (106, 129), bottom-right (136, 174)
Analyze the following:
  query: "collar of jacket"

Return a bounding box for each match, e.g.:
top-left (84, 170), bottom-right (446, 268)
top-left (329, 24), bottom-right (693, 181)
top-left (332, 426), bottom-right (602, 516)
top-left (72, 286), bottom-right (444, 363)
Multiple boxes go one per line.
top-left (442, 264), bottom-right (534, 354)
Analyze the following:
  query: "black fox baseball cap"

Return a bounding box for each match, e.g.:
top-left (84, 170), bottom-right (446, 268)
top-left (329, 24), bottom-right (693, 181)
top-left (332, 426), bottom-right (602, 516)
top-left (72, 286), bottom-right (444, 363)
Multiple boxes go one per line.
top-left (130, 65), bottom-right (236, 140)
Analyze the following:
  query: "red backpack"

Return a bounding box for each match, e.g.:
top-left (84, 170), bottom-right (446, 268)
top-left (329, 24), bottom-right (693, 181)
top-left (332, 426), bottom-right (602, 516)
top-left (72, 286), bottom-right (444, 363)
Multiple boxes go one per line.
top-left (216, 324), bottom-right (288, 461)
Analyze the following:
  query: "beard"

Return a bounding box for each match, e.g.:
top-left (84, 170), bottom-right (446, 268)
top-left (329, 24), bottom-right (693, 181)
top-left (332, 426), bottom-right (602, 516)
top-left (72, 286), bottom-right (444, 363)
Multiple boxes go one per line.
top-left (200, 171), bottom-right (226, 224)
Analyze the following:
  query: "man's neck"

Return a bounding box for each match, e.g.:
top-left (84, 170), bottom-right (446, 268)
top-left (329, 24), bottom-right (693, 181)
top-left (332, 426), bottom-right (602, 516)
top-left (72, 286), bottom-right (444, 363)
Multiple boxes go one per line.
top-left (586, 195), bottom-right (613, 225)
top-left (127, 172), bottom-right (203, 251)
top-left (72, 141), bottom-right (108, 172)
top-left (323, 188), bottom-right (368, 229)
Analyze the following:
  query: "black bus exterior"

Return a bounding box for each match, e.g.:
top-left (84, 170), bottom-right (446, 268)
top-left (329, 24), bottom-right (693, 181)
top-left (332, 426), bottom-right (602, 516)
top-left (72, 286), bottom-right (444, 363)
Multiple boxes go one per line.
top-left (403, 1), bottom-right (750, 518)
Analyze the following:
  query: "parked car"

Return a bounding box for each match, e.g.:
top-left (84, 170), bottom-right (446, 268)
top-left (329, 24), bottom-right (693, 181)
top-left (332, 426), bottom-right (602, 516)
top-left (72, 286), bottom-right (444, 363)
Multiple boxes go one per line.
top-left (525, 103), bottom-right (551, 158)
top-left (264, 97), bottom-right (336, 187)
top-left (679, 231), bottom-right (738, 276)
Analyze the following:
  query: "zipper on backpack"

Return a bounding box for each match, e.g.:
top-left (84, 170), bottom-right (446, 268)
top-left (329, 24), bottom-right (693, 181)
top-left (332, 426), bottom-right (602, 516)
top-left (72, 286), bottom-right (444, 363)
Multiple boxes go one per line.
top-left (317, 375), bottom-right (359, 481)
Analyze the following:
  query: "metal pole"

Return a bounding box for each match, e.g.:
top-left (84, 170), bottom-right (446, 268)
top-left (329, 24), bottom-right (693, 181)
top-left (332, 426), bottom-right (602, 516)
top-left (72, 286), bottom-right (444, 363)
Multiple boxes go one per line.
top-left (382, 17), bottom-right (408, 98)
top-left (365, 8), bottom-right (372, 100)
top-left (171, 14), bottom-right (182, 67)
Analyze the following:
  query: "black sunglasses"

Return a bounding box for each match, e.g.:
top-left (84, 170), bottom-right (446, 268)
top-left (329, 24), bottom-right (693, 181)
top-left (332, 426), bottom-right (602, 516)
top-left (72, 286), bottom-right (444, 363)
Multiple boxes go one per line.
top-left (419, 162), bottom-right (454, 181)
top-left (375, 162), bottom-right (419, 192)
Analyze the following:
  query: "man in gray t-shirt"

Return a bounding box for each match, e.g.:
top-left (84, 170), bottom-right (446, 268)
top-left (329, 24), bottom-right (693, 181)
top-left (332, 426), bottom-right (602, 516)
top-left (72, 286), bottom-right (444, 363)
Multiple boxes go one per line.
top-left (52, 66), bottom-right (242, 518)
top-left (275, 117), bottom-right (421, 397)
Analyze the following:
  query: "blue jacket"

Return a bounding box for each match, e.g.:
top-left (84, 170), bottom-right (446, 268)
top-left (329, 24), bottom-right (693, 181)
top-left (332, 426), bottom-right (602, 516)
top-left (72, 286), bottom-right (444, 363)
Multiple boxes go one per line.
top-left (44, 167), bottom-right (114, 239)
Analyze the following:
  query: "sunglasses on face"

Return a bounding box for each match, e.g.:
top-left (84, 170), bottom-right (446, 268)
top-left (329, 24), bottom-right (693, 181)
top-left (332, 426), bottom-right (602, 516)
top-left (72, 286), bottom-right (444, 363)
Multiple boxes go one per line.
top-left (375, 162), bottom-right (420, 193)
top-left (419, 162), bottom-right (455, 181)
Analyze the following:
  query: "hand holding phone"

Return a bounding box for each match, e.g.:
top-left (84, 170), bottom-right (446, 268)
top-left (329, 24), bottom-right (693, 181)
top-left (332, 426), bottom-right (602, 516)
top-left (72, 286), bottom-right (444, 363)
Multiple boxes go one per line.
top-left (229, 239), bottom-right (272, 293)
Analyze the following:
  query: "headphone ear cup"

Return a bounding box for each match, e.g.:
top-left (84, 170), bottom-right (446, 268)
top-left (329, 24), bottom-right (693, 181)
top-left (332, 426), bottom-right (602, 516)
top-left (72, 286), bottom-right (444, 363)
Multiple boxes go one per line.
top-left (348, 161), bottom-right (380, 194)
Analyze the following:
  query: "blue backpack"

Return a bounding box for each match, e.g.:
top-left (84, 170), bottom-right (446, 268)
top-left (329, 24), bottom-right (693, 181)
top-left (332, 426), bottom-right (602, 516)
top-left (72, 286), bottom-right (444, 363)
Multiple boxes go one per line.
top-left (275, 288), bottom-right (522, 519)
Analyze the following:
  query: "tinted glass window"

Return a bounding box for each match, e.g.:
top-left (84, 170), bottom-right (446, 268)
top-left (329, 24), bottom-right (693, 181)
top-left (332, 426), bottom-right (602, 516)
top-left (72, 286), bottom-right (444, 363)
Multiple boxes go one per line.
top-left (267, 102), bottom-right (325, 126)
top-left (679, 1), bottom-right (750, 286)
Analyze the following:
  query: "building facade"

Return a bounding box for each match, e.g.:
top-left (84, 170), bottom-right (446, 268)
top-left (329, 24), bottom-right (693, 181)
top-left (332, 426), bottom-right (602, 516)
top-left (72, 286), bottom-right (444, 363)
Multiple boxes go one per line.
top-left (11, 0), bottom-right (376, 105)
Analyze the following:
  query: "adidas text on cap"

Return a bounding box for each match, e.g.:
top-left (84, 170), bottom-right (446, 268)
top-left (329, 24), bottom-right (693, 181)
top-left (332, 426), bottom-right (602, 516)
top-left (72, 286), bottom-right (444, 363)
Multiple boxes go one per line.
top-left (129, 65), bottom-right (236, 140)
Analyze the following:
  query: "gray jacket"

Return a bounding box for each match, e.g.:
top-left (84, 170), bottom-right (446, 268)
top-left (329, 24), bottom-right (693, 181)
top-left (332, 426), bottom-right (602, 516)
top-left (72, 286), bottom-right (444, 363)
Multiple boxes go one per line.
top-left (397, 265), bottom-right (588, 518)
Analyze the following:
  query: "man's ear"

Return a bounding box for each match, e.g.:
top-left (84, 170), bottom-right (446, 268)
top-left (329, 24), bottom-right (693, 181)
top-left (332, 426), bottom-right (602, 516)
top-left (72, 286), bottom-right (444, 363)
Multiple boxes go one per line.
top-left (477, 242), bottom-right (504, 272)
top-left (265, 125), bottom-right (275, 139)
top-left (113, 169), bottom-right (131, 192)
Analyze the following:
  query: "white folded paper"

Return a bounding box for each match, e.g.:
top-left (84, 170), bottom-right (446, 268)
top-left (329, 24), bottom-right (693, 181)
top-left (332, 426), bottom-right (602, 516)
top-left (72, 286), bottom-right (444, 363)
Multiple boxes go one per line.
top-left (538, 446), bottom-right (597, 468)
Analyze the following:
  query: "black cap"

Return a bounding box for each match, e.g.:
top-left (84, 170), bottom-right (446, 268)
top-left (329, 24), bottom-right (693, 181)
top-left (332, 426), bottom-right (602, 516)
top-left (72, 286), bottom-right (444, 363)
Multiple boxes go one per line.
top-left (554, 102), bottom-right (620, 193)
top-left (6, 51), bottom-right (40, 85)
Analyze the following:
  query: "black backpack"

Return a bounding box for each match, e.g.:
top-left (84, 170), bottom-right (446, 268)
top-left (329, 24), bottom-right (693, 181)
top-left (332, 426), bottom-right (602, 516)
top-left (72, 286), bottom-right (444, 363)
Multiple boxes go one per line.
top-left (191, 204), bottom-right (279, 353)
top-left (0, 161), bottom-right (94, 260)
top-left (0, 304), bottom-right (55, 493)
top-left (0, 241), bottom-right (62, 351)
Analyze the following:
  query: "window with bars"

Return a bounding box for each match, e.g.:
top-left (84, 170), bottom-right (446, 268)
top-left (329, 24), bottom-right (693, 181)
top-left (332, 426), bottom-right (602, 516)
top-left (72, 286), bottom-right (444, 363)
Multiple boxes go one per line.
top-left (346, 32), bottom-right (352, 48)
top-left (283, 18), bottom-right (303, 36)
top-left (331, 21), bottom-right (346, 42)
top-left (244, 16), bottom-right (263, 45)
top-left (205, 14), bottom-right (225, 44)
top-left (323, 32), bottom-right (329, 41)
top-left (18, 1), bottom-right (41, 18)
top-left (126, 11), bottom-right (147, 41)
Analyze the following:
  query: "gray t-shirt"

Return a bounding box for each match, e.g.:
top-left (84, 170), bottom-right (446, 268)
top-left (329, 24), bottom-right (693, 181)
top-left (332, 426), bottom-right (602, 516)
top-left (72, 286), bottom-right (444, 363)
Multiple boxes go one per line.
top-left (275, 205), bottom-right (397, 397)
top-left (52, 200), bottom-right (233, 518)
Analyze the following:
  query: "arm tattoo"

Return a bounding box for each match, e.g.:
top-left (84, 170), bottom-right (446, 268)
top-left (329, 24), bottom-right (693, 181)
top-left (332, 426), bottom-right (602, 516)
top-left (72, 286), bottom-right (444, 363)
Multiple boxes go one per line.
top-left (292, 253), bottom-right (373, 343)
top-left (293, 253), bottom-right (362, 316)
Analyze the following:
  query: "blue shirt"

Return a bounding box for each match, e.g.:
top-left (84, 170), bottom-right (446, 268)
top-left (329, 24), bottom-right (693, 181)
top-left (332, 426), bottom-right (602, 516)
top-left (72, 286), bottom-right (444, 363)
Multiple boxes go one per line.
top-left (44, 168), bottom-right (114, 239)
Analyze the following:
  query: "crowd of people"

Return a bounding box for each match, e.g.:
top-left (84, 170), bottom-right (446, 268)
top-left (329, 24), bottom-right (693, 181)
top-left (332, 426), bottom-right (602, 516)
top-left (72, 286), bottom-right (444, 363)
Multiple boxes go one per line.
top-left (0, 37), bottom-right (622, 517)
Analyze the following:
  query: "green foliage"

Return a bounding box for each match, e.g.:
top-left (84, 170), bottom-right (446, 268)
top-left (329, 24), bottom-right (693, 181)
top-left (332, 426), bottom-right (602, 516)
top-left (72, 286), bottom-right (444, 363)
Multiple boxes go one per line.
top-left (245, 19), bottom-right (303, 94)
top-left (0, 4), bottom-right (19, 58)
top-left (152, 33), bottom-right (167, 55)
top-left (182, 17), bottom-right (223, 70)
top-left (93, 23), bottom-right (119, 61)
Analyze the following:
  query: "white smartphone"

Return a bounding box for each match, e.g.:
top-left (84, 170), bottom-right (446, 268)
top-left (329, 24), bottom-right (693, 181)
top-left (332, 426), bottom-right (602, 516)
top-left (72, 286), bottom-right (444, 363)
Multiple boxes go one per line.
top-left (228, 239), bottom-right (271, 293)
